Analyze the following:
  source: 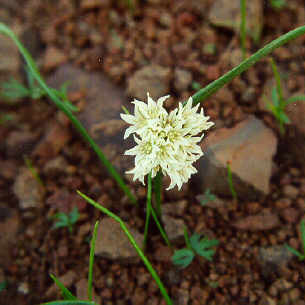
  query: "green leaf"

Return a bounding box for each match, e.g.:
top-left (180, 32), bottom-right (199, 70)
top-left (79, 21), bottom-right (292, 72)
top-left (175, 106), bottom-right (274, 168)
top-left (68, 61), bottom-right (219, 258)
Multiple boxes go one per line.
top-left (271, 87), bottom-right (279, 107)
top-left (40, 301), bottom-right (95, 305)
top-left (278, 111), bottom-right (290, 124)
top-left (284, 244), bottom-right (305, 261)
top-left (49, 274), bottom-right (77, 300)
top-left (200, 189), bottom-right (216, 206)
top-left (190, 234), bottom-right (219, 261)
top-left (0, 281), bottom-right (7, 292)
top-left (69, 207), bottom-right (79, 224)
top-left (300, 218), bottom-right (305, 255)
top-left (172, 248), bottom-right (195, 269)
top-left (1, 78), bottom-right (30, 100)
top-left (286, 95), bottom-right (305, 104)
top-left (53, 213), bottom-right (69, 223)
top-left (53, 221), bottom-right (69, 230)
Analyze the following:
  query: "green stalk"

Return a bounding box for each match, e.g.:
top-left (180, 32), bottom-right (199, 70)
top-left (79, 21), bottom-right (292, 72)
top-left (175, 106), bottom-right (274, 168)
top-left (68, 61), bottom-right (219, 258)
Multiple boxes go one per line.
top-left (183, 226), bottom-right (192, 250)
top-left (77, 191), bottom-right (173, 305)
top-left (191, 25), bottom-right (305, 106)
top-left (270, 58), bottom-right (284, 105)
top-left (154, 171), bottom-right (163, 218)
top-left (0, 23), bottom-right (137, 206)
top-left (88, 221), bottom-right (99, 302)
top-left (240, 0), bottom-right (247, 60)
top-left (41, 301), bottom-right (95, 305)
top-left (143, 173), bottom-right (152, 248)
top-left (144, 173), bottom-right (171, 248)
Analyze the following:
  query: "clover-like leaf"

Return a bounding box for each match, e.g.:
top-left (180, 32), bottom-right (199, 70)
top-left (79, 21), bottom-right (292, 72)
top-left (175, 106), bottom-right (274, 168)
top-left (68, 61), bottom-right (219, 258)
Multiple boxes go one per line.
top-left (171, 248), bottom-right (195, 269)
top-left (190, 234), bottom-right (219, 261)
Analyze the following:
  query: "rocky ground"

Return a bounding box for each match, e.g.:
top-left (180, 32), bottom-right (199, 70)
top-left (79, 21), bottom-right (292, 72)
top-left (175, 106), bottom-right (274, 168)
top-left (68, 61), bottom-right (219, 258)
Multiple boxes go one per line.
top-left (1, 0), bottom-right (305, 304)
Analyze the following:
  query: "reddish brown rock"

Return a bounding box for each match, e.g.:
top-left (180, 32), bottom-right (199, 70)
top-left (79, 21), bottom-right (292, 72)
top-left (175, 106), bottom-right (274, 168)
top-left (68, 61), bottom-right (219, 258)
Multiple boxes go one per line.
top-left (94, 217), bottom-right (144, 263)
top-left (47, 64), bottom-right (134, 174)
top-left (197, 116), bottom-right (277, 200)
top-left (233, 212), bottom-right (280, 231)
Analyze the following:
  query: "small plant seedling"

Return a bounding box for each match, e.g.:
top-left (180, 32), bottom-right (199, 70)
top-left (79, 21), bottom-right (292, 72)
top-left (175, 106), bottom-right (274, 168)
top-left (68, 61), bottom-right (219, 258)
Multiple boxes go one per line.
top-left (285, 218), bottom-right (305, 261)
top-left (172, 227), bottom-right (219, 269)
top-left (1, 67), bottom-right (78, 112)
top-left (0, 113), bottom-right (13, 125)
top-left (270, 0), bottom-right (286, 9)
top-left (265, 58), bottom-right (305, 134)
top-left (203, 43), bottom-right (216, 55)
top-left (24, 155), bottom-right (43, 186)
top-left (0, 281), bottom-right (7, 292)
top-left (191, 82), bottom-right (201, 91)
top-left (51, 207), bottom-right (80, 233)
top-left (199, 189), bottom-right (216, 206)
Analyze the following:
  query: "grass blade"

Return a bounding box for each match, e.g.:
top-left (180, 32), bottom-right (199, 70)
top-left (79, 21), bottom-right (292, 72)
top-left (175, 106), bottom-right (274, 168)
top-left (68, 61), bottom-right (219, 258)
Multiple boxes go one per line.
top-left (88, 221), bottom-right (99, 301)
top-left (191, 25), bottom-right (305, 105)
top-left (77, 190), bottom-right (173, 305)
top-left (49, 274), bottom-right (76, 300)
top-left (40, 301), bottom-right (95, 305)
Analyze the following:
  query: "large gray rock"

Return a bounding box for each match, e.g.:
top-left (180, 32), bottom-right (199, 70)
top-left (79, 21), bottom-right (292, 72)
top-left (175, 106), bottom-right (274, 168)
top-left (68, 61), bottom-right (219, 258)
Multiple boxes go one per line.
top-left (95, 217), bottom-right (144, 263)
top-left (197, 116), bottom-right (277, 200)
top-left (208, 0), bottom-right (263, 42)
top-left (47, 64), bottom-right (133, 174)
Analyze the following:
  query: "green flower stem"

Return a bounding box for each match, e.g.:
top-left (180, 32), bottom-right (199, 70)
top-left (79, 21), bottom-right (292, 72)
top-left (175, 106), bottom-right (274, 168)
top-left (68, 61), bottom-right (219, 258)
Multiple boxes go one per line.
top-left (77, 191), bottom-right (173, 305)
top-left (154, 171), bottom-right (163, 218)
top-left (88, 221), bottom-right (99, 302)
top-left (183, 226), bottom-right (192, 250)
top-left (41, 301), bottom-right (96, 305)
top-left (191, 24), bottom-right (305, 106)
top-left (143, 173), bottom-right (152, 248)
top-left (144, 173), bottom-right (171, 248)
top-left (0, 23), bottom-right (137, 206)
top-left (240, 0), bottom-right (247, 60)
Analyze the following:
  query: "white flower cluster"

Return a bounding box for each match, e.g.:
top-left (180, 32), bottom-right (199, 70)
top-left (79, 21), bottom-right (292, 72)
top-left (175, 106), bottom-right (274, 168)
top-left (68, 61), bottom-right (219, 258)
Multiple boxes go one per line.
top-left (121, 93), bottom-right (214, 190)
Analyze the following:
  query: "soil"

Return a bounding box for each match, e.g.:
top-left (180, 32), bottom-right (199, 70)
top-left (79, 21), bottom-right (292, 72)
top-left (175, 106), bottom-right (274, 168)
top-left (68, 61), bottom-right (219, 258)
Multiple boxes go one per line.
top-left (1, 0), bottom-right (305, 304)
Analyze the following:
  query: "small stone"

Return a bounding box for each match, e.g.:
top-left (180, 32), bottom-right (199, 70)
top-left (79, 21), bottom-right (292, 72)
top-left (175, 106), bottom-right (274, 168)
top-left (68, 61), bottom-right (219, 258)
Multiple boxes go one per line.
top-left (283, 185), bottom-right (299, 198)
top-left (258, 245), bottom-right (294, 276)
top-left (80, 0), bottom-right (110, 9)
top-left (280, 208), bottom-right (299, 224)
top-left (127, 65), bottom-right (171, 101)
top-left (162, 200), bottom-right (188, 216)
top-left (95, 217), bottom-right (144, 263)
top-left (5, 130), bottom-right (38, 157)
top-left (33, 121), bottom-right (71, 159)
top-left (43, 156), bottom-right (68, 176)
top-left (174, 68), bottom-right (192, 92)
top-left (13, 167), bottom-right (45, 209)
top-left (162, 215), bottom-right (185, 243)
top-left (17, 282), bottom-right (29, 294)
top-left (233, 212), bottom-right (280, 231)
